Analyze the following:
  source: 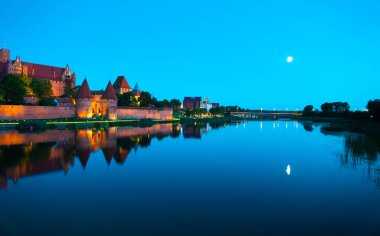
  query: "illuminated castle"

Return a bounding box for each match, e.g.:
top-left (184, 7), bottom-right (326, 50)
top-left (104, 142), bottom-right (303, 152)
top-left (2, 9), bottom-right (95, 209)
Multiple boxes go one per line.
top-left (0, 48), bottom-right (173, 121)
top-left (0, 48), bottom-right (76, 96)
top-left (76, 78), bottom-right (118, 120)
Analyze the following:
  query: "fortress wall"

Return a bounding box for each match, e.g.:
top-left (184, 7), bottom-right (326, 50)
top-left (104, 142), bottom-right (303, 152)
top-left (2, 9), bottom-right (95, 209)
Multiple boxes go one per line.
top-left (117, 107), bottom-right (173, 120)
top-left (116, 124), bottom-right (173, 138)
top-left (0, 129), bottom-right (75, 146)
top-left (0, 105), bottom-right (75, 120)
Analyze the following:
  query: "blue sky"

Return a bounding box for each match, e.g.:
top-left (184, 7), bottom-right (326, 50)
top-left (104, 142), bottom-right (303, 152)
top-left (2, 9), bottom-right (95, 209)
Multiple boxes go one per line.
top-left (1, 0), bottom-right (379, 110)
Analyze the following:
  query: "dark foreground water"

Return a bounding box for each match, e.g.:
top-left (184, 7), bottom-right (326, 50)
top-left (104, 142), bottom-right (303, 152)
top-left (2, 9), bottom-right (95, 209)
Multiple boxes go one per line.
top-left (0, 121), bottom-right (380, 236)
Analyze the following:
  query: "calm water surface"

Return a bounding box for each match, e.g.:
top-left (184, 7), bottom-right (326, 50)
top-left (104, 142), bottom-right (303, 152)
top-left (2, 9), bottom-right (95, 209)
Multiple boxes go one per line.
top-left (0, 121), bottom-right (380, 236)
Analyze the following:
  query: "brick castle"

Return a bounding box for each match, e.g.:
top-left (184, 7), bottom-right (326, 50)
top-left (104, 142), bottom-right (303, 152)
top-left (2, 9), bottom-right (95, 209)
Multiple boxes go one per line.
top-left (0, 48), bottom-right (172, 120)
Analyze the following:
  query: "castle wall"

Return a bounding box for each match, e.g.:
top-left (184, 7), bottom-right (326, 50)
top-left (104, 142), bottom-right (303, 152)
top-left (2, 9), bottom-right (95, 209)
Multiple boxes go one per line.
top-left (117, 107), bottom-right (172, 120)
top-left (0, 105), bottom-right (172, 120)
top-left (102, 99), bottom-right (117, 120)
top-left (76, 98), bottom-right (93, 118)
top-left (0, 105), bottom-right (75, 120)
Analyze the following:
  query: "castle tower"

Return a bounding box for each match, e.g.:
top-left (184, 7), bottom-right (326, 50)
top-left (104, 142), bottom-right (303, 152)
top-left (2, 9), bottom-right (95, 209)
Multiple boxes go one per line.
top-left (0, 48), bottom-right (10, 62)
top-left (76, 78), bottom-right (93, 118)
top-left (102, 81), bottom-right (118, 120)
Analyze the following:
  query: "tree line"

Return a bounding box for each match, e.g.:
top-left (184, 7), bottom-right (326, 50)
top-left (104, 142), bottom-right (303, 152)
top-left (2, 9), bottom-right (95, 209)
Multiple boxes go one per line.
top-left (117, 91), bottom-right (181, 109)
top-left (303, 100), bottom-right (380, 122)
top-left (0, 74), bottom-right (55, 105)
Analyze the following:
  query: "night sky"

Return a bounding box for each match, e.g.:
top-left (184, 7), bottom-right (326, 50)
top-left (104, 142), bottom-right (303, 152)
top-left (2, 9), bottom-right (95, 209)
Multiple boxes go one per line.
top-left (1, 0), bottom-right (379, 110)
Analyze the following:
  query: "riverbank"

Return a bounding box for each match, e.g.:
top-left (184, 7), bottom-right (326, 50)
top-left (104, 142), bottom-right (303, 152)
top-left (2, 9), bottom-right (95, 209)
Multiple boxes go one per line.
top-left (0, 118), bottom-right (180, 130)
top-left (295, 116), bottom-right (380, 136)
top-left (0, 116), bottom-right (245, 131)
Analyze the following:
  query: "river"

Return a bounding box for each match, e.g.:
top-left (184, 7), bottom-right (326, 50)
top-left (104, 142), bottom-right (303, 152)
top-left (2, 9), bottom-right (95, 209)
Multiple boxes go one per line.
top-left (0, 121), bottom-right (379, 235)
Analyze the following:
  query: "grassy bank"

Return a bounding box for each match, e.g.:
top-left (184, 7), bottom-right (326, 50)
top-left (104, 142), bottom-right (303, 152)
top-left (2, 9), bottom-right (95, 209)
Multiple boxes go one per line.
top-left (0, 118), bottom-right (180, 131)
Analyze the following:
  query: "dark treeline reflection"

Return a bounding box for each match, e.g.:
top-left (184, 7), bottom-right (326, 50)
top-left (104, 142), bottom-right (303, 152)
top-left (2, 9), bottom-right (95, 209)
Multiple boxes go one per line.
top-left (302, 122), bottom-right (380, 187)
top-left (0, 122), bottom-right (237, 189)
top-left (341, 134), bottom-right (380, 187)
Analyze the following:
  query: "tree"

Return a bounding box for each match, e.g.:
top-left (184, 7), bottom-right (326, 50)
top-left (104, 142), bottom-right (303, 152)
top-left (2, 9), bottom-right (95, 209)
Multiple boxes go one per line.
top-left (210, 106), bottom-right (226, 116)
top-left (321, 102), bottom-right (333, 114)
top-left (21, 75), bottom-right (33, 95)
top-left (155, 99), bottom-right (171, 108)
top-left (302, 105), bottom-right (314, 116)
top-left (367, 99), bottom-right (380, 122)
top-left (0, 88), bottom-right (5, 104)
top-left (0, 74), bottom-right (26, 104)
top-left (321, 102), bottom-right (350, 116)
top-left (31, 78), bottom-right (53, 98)
top-left (64, 80), bottom-right (75, 98)
top-left (170, 99), bottom-right (181, 109)
top-left (138, 91), bottom-right (154, 107)
top-left (38, 97), bottom-right (56, 106)
top-left (118, 92), bottom-right (139, 107)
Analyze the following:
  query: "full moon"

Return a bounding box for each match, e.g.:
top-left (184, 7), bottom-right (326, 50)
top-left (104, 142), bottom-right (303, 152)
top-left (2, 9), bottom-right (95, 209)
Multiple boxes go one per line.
top-left (287, 56), bottom-right (294, 63)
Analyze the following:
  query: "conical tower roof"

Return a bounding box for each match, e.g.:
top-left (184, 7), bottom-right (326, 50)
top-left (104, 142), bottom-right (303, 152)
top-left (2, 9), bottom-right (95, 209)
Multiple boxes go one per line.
top-left (76, 149), bottom-right (91, 168)
top-left (133, 82), bottom-right (140, 91)
top-left (76, 78), bottom-right (92, 99)
top-left (102, 81), bottom-right (118, 100)
top-left (102, 146), bottom-right (117, 165)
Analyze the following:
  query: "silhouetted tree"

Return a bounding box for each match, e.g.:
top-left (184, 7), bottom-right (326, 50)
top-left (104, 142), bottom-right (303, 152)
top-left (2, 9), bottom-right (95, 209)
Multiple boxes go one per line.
top-left (367, 99), bottom-right (380, 122)
top-left (321, 102), bottom-right (334, 113)
top-left (170, 99), bottom-right (181, 109)
top-left (302, 105), bottom-right (314, 116)
top-left (321, 102), bottom-right (350, 116)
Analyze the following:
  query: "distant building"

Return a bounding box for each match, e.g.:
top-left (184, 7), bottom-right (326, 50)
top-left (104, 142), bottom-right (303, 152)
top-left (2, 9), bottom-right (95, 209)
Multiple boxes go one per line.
top-left (0, 48), bottom-right (76, 97)
top-left (184, 97), bottom-right (219, 111)
top-left (183, 97), bottom-right (202, 110)
top-left (211, 103), bottom-right (219, 108)
top-left (113, 75), bottom-right (131, 95)
top-left (200, 97), bottom-right (213, 111)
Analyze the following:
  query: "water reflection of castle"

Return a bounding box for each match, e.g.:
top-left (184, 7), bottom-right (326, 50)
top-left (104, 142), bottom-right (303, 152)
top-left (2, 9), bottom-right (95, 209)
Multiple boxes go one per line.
top-left (0, 124), bottom-right (178, 189)
top-left (0, 122), bottom-right (238, 189)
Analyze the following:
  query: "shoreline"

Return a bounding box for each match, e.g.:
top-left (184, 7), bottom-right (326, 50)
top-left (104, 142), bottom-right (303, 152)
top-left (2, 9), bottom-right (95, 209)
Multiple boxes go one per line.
top-left (0, 116), bottom-right (244, 131)
top-left (294, 116), bottom-right (380, 136)
top-left (1, 116), bottom-right (380, 137)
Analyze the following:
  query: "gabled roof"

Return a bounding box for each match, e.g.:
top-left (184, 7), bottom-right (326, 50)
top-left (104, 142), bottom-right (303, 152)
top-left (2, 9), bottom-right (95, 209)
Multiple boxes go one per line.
top-left (113, 76), bottom-right (131, 90)
top-left (102, 81), bottom-right (118, 100)
top-left (76, 78), bottom-right (92, 99)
